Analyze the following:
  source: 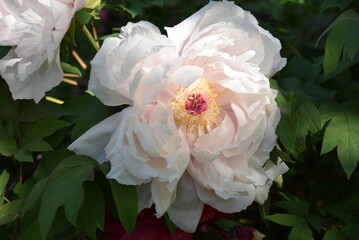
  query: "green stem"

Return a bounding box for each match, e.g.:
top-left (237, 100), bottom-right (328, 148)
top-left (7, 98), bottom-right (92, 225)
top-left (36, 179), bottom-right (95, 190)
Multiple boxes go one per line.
top-left (75, 15), bottom-right (99, 52)
top-left (12, 216), bottom-right (19, 240)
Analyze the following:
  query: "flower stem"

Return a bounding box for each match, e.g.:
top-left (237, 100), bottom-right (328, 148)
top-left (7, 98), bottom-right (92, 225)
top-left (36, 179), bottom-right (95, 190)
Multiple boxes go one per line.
top-left (91, 21), bottom-right (100, 49)
top-left (12, 216), bottom-right (19, 240)
top-left (75, 15), bottom-right (99, 52)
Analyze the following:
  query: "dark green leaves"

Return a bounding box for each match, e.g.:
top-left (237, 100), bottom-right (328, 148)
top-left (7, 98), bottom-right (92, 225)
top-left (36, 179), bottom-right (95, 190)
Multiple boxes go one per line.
top-left (320, 0), bottom-right (353, 12)
top-left (106, 0), bottom-right (166, 18)
top-left (0, 121), bottom-right (17, 157)
top-left (318, 10), bottom-right (359, 75)
top-left (21, 155), bottom-right (99, 239)
top-left (263, 214), bottom-right (314, 240)
top-left (21, 117), bottom-right (69, 153)
top-left (277, 97), bottom-right (321, 157)
top-left (274, 193), bottom-right (310, 216)
top-left (77, 182), bottom-right (105, 240)
top-left (18, 100), bottom-right (72, 123)
top-left (109, 180), bottom-right (138, 234)
top-left (38, 155), bottom-right (97, 239)
top-left (63, 95), bottom-right (115, 140)
top-left (323, 229), bottom-right (345, 240)
top-left (0, 200), bottom-right (22, 225)
top-left (321, 102), bottom-right (359, 178)
top-left (0, 80), bottom-right (19, 120)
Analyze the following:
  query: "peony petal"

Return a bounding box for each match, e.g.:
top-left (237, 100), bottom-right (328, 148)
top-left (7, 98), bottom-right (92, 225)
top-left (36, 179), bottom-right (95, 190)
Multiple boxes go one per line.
top-left (137, 183), bottom-right (153, 211)
top-left (168, 65), bottom-right (204, 88)
top-left (194, 182), bottom-right (255, 213)
top-left (165, 1), bottom-right (216, 54)
top-left (68, 112), bottom-right (122, 164)
top-left (151, 178), bottom-right (176, 217)
top-left (88, 37), bottom-right (133, 106)
top-left (168, 172), bottom-right (204, 233)
top-left (192, 112), bottom-right (235, 163)
top-left (0, 48), bottom-right (63, 103)
top-left (89, 22), bottom-right (176, 107)
top-left (0, 0), bottom-right (84, 102)
top-left (254, 182), bottom-right (270, 204)
top-left (264, 160), bottom-right (289, 181)
top-left (166, 0), bottom-right (286, 77)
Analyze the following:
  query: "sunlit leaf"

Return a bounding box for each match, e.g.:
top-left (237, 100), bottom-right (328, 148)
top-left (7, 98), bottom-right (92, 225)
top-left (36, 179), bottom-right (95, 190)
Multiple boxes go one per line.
top-left (321, 102), bottom-right (359, 178)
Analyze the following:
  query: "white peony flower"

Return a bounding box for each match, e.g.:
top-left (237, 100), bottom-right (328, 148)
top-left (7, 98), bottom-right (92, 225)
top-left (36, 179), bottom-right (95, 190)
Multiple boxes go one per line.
top-left (0, 0), bottom-right (86, 102)
top-left (69, 0), bottom-right (288, 233)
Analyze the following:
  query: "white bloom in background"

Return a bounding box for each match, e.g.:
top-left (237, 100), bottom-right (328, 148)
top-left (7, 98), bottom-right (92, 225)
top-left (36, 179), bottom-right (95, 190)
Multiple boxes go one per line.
top-left (0, 0), bottom-right (86, 102)
top-left (69, 0), bottom-right (288, 233)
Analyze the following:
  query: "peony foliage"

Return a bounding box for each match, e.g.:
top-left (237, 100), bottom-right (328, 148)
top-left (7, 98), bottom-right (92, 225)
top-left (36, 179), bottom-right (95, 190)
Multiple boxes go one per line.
top-left (1, 0), bottom-right (359, 240)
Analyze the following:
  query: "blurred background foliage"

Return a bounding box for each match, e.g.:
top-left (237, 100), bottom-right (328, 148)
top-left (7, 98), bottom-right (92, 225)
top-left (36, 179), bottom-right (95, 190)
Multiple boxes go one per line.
top-left (1, 0), bottom-right (359, 239)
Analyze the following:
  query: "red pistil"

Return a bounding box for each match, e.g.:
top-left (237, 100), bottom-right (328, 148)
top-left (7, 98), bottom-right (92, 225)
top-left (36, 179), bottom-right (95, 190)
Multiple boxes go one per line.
top-left (185, 93), bottom-right (207, 115)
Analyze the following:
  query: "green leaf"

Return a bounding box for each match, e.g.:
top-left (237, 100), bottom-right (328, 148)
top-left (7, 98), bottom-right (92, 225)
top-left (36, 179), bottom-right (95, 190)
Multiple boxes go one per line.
top-left (321, 102), bottom-right (359, 178)
top-left (18, 100), bottom-right (72, 122)
top-left (320, 101), bottom-right (341, 127)
top-left (288, 221), bottom-right (314, 240)
top-left (22, 177), bottom-right (49, 215)
top-left (164, 214), bottom-right (177, 235)
top-left (76, 9), bottom-right (94, 25)
top-left (63, 95), bottom-right (115, 140)
top-left (38, 155), bottom-right (97, 239)
top-left (63, 18), bottom-right (76, 46)
top-left (320, 0), bottom-right (353, 12)
top-left (14, 148), bottom-right (33, 162)
top-left (341, 224), bottom-right (359, 238)
top-left (32, 147), bottom-right (72, 181)
top-left (323, 229), bottom-right (345, 240)
top-left (295, 100), bottom-right (321, 133)
top-left (13, 182), bottom-right (31, 199)
top-left (109, 180), bottom-right (138, 234)
top-left (277, 112), bottom-right (307, 156)
top-left (77, 182), bottom-right (105, 240)
top-left (0, 80), bottom-right (19, 120)
top-left (274, 193), bottom-right (310, 216)
top-left (307, 215), bottom-right (324, 233)
top-left (0, 121), bottom-right (17, 157)
top-left (0, 200), bottom-right (21, 225)
top-left (263, 214), bottom-right (304, 227)
top-left (277, 149), bottom-right (295, 163)
top-left (60, 62), bottom-right (82, 76)
top-left (317, 10), bottom-right (359, 45)
top-left (107, 0), bottom-right (164, 18)
top-left (20, 117), bottom-right (69, 155)
top-left (85, 0), bottom-right (101, 9)
top-left (322, 53), bottom-right (359, 81)
top-left (323, 21), bottom-right (359, 75)
top-left (324, 229), bottom-right (345, 240)
top-left (18, 221), bottom-right (41, 240)
top-left (0, 170), bottom-right (9, 205)
top-left (317, 10), bottom-right (359, 75)
top-left (26, 141), bottom-right (53, 152)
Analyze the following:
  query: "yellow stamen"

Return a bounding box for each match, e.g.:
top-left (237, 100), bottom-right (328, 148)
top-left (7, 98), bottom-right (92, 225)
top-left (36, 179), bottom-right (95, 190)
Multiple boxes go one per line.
top-left (170, 78), bottom-right (220, 133)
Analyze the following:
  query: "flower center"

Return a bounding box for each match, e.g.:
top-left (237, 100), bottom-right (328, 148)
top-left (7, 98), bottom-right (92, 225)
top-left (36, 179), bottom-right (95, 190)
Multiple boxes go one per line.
top-left (170, 78), bottom-right (220, 133)
top-left (185, 93), bottom-right (207, 115)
